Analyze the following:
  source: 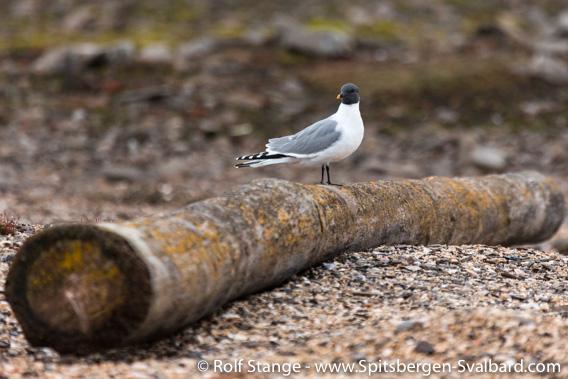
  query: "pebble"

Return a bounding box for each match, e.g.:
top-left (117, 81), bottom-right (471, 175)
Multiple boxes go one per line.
top-left (414, 340), bottom-right (435, 355)
top-left (174, 37), bottom-right (218, 71)
top-left (275, 19), bottom-right (352, 57)
top-left (394, 320), bottom-right (422, 334)
top-left (470, 146), bottom-right (507, 172)
top-left (31, 41), bottom-right (135, 75)
top-left (519, 54), bottom-right (568, 84)
top-left (322, 262), bottom-right (337, 270)
top-left (349, 353), bottom-right (366, 361)
top-left (403, 265), bottom-right (421, 271)
top-left (139, 44), bottom-right (174, 65)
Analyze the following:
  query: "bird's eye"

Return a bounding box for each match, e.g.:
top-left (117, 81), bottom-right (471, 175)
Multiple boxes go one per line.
top-left (350, 89), bottom-right (354, 93)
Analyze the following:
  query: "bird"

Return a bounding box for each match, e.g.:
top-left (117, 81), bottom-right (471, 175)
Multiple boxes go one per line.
top-left (235, 83), bottom-right (364, 185)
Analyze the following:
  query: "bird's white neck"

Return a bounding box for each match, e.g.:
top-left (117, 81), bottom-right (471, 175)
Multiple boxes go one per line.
top-left (337, 101), bottom-right (360, 116)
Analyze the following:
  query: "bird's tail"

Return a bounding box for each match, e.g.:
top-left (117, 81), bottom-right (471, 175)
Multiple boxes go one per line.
top-left (234, 151), bottom-right (292, 168)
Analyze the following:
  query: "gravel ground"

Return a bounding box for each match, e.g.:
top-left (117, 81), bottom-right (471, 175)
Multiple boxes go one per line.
top-left (2, 226), bottom-right (568, 378)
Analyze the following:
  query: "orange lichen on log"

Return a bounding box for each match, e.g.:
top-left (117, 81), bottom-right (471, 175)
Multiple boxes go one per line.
top-left (5, 173), bottom-right (565, 354)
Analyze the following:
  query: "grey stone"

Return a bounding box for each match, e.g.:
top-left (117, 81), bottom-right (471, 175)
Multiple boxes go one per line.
top-left (276, 19), bottom-right (352, 57)
top-left (414, 341), bottom-right (435, 355)
top-left (179, 37), bottom-right (217, 58)
top-left (140, 44), bottom-right (174, 64)
top-left (32, 41), bottom-right (136, 75)
top-left (322, 262), bottom-right (337, 270)
top-left (62, 6), bottom-right (96, 32)
top-left (116, 85), bottom-right (173, 104)
top-left (101, 166), bottom-right (148, 183)
top-left (517, 54), bottom-right (568, 84)
top-left (174, 37), bottom-right (218, 71)
top-left (32, 44), bottom-right (100, 75)
top-left (470, 146), bottom-right (507, 172)
top-left (553, 238), bottom-right (568, 255)
top-left (558, 11), bottom-right (568, 34)
top-left (104, 40), bottom-right (136, 64)
top-left (394, 320), bottom-right (422, 334)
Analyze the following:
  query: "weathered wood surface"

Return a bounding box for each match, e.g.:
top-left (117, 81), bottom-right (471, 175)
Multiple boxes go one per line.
top-left (5, 173), bottom-right (565, 354)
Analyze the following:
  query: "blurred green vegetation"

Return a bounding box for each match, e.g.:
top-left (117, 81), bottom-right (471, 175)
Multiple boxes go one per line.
top-left (0, 0), bottom-right (563, 50)
top-left (0, 0), bottom-right (201, 50)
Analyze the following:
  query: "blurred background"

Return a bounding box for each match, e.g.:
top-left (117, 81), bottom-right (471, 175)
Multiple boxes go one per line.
top-left (0, 0), bottom-right (567, 237)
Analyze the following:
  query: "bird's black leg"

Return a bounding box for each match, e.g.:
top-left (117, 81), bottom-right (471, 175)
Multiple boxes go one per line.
top-left (326, 164), bottom-right (343, 186)
top-left (320, 164), bottom-right (325, 184)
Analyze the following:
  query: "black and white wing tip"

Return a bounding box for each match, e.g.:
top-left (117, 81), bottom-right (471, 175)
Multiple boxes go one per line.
top-left (234, 151), bottom-right (288, 168)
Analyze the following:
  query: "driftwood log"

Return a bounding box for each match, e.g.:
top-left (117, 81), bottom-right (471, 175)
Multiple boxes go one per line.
top-left (5, 173), bottom-right (565, 354)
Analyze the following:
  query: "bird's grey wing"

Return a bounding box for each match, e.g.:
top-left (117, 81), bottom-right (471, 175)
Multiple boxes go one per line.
top-left (266, 119), bottom-right (340, 156)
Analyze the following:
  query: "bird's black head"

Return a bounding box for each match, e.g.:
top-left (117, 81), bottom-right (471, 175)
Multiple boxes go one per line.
top-left (337, 83), bottom-right (360, 105)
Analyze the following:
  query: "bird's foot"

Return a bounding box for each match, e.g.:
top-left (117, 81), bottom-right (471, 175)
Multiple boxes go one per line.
top-left (326, 182), bottom-right (343, 186)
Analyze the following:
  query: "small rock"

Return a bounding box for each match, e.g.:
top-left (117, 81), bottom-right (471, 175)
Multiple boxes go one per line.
top-left (552, 238), bottom-right (568, 255)
top-left (414, 341), bottom-right (435, 355)
top-left (436, 107), bottom-right (459, 124)
top-left (221, 313), bottom-right (240, 319)
top-left (62, 5), bottom-right (96, 33)
top-left (103, 40), bottom-right (136, 64)
top-left (101, 166), bottom-right (148, 183)
top-left (403, 265), bottom-right (421, 272)
top-left (244, 28), bottom-right (271, 46)
top-left (511, 293), bottom-right (528, 300)
top-left (32, 44), bottom-right (99, 75)
top-left (117, 85), bottom-right (173, 104)
top-left (520, 100), bottom-right (558, 116)
top-left (349, 290), bottom-right (381, 297)
top-left (470, 146), bottom-right (507, 172)
top-left (11, 0), bottom-right (38, 18)
top-left (519, 302), bottom-right (540, 310)
top-left (492, 354), bottom-right (515, 365)
top-left (558, 11), bottom-right (568, 35)
top-left (517, 54), bottom-right (568, 84)
top-left (322, 262), bottom-right (337, 270)
top-left (349, 353), bottom-right (366, 361)
top-left (276, 19), bottom-right (352, 57)
top-left (7, 348), bottom-right (21, 356)
top-left (32, 41), bottom-right (135, 75)
top-left (229, 123), bottom-right (253, 137)
top-left (395, 320), bottom-right (422, 334)
top-left (139, 44), bottom-right (174, 64)
top-left (491, 113), bottom-right (503, 126)
top-left (178, 37), bottom-right (217, 58)
top-left (174, 37), bottom-right (218, 71)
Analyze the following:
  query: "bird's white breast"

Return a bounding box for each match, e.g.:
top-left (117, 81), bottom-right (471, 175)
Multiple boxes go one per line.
top-left (305, 102), bottom-right (363, 165)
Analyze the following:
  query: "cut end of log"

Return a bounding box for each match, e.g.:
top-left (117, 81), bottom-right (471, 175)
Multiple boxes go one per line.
top-left (5, 225), bottom-right (152, 355)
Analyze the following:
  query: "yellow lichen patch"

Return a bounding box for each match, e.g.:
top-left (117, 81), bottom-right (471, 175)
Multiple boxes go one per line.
top-left (59, 241), bottom-right (90, 270)
top-left (140, 216), bottom-right (241, 298)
